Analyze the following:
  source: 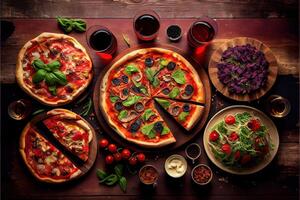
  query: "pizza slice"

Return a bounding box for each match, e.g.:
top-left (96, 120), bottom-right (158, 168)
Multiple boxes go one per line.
top-left (155, 98), bottom-right (205, 131)
top-left (124, 100), bottom-right (176, 147)
top-left (42, 109), bottom-right (93, 162)
top-left (19, 124), bottom-right (81, 183)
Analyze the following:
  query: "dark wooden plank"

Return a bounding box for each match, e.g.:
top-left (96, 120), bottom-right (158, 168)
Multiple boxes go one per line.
top-left (1, 18), bottom-right (299, 84)
top-left (1, 0), bottom-right (298, 19)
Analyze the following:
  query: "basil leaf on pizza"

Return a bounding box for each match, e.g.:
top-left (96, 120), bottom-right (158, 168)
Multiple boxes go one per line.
top-left (141, 124), bottom-right (155, 137)
top-left (172, 69), bottom-right (186, 84)
top-left (169, 87), bottom-right (180, 98)
top-left (159, 58), bottom-right (168, 68)
top-left (48, 60), bottom-right (61, 70)
top-left (161, 126), bottom-right (170, 135)
top-left (145, 68), bottom-right (155, 82)
top-left (152, 77), bottom-right (160, 87)
top-left (52, 70), bottom-right (67, 85)
top-left (122, 96), bottom-right (141, 107)
top-left (32, 59), bottom-right (46, 70)
top-left (125, 64), bottom-right (139, 75)
top-left (118, 110), bottom-right (128, 120)
top-left (143, 109), bottom-right (155, 121)
top-left (32, 69), bottom-right (47, 84)
top-left (155, 98), bottom-right (170, 109)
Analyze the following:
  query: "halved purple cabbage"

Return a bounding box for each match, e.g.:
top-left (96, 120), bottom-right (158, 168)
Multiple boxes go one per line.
top-left (217, 44), bottom-right (269, 94)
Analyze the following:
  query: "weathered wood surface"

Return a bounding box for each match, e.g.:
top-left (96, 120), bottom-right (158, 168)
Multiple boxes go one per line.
top-left (1, 0), bottom-right (298, 19)
top-left (1, 18), bottom-right (299, 84)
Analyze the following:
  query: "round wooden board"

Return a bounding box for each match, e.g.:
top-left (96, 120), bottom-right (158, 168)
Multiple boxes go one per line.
top-left (19, 109), bottom-right (98, 183)
top-left (208, 37), bottom-right (278, 102)
top-left (93, 43), bottom-right (211, 152)
top-left (203, 105), bottom-right (279, 175)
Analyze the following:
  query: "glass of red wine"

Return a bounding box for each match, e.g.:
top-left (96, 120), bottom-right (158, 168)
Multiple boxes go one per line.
top-left (187, 17), bottom-right (218, 48)
top-left (86, 25), bottom-right (117, 55)
top-left (133, 10), bottom-right (160, 42)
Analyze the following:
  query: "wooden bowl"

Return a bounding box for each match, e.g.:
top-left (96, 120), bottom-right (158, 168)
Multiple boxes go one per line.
top-left (203, 105), bottom-right (279, 175)
top-left (208, 37), bottom-right (278, 102)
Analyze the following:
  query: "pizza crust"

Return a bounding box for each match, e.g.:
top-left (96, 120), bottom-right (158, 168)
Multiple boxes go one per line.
top-left (19, 123), bottom-right (82, 183)
top-left (185, 105), bottom-right (205, 131)
top-left (16, 32), bottom-right (93, 107)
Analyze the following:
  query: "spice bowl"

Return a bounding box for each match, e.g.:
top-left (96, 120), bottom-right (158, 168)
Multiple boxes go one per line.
top-left (164, 154), bottom-right (187, 178)
top-left (185, 143), bottom-right (201, 164)
top-left (139, 164), bottom-right (159, 187)
top-left (191, 164), bottom-right (213, 185)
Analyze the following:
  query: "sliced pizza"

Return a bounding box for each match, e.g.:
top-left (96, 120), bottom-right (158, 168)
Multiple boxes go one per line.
top-left (16, 32), bottom-right (93, 106)
top-left (42, 109), bottom-right (93, 162)
top-left (155, 98), bottom-right (205, 131)
top-left (19, 124), bottom-right (81, 183)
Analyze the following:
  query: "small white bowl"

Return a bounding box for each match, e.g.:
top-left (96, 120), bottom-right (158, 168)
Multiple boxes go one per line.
top-left (164, 154), bottom-right (187, 178)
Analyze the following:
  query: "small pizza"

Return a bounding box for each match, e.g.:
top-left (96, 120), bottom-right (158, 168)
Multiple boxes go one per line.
top-left (19, 124), bottom-right (81, 183)
top-left (100, 47), bottom-right (206, 148)
top-left (16, 32), bottom-right (93, 106)
top-left (155, 98), bottom-right (205, 131)
top-left (43, 109), bottom-right (93, 161)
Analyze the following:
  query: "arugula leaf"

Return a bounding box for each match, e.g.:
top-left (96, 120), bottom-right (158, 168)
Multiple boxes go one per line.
top-left (217, 121), bottom-right (227, 134)
top-left (235, 112), bottom-right (251, 124)
top-left (122, 96), bottom-right (141, 107)
top-left (125, 64), bottom-right (139, 75)
top-left (110, 96), bottom-right (119, 103)
top-left (161, 126), bottom-right (170, 135)
top-left (118, 110), bottom-right (128, 120)
top-left (152, 77), bottom-right (160, 87)
top-left (168, 87), bottom-right (180, 98)
top-left (178, 111), bottom-right (189, 121)
top-left (143, 109), bottom-right (155, 121)
top-left (119, 176), bottom-right (127, 192)
top-left (155, 98), bottom-right (170, 109)
top-left (172, 69), bottom-right (186, 84)
top-left (145, 68), bottom-right (155, 82)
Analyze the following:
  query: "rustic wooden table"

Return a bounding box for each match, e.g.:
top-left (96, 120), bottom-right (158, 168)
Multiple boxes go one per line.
top-left (1, 1), bottom-right (299, 200)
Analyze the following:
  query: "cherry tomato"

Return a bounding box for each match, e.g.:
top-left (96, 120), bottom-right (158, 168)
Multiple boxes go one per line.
top-left (121, 149), bottom-right (131, 160)
top-left (247, 119), bottom-right (261, 131)
top-left (240, 154), bottom-right (251, 165)
top-left (113, 152), bottom-right (122, 162)
top-left (234, 151), bottom-right (241, 160)
top-left (105, 155), bottom-right (114, 165)
top-left (225, 115), bottom-right (236, 125)
top-left (98, 139), bottom-right (109, 148)
top-left (229, 132), bottom-right (239, 141)
top-left (108, 144), bottom-right (117, 153)
top-left (136, 153), bottom-right (146, 163)
top-left (128, 156), bottom-right (137, 166)
top-left (209, 130), bottom-right (219, 142)
top-left (221, 144), bottom-right (231, 155)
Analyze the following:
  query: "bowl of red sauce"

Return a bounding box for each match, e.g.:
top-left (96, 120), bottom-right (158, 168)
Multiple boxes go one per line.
top-left (191, 164), bottom-right (213, 185)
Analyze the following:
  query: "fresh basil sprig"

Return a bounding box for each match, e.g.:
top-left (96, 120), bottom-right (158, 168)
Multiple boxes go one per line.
top-left (32, 59), bottom-right (67, 96)
top-left (96, 164), bottom-right (127, 192)
top-left (56, 16), bottom-right (86, 33)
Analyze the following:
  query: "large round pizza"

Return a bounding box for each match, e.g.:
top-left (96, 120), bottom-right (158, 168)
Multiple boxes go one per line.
top-left (100, 47), bottom-right (206, 148)
top-left (16, 32), bottom-right (93, 106)
top-left (19, 109), bottom-right (94, 183)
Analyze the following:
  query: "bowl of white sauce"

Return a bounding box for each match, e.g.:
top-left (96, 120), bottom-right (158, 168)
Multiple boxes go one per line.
top-left (164, 154), bottom-right (187, 178)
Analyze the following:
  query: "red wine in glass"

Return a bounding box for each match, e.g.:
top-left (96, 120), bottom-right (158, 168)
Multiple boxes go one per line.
top-left (133, 10), bottom-right (160, 41)
top-left (86, 25), bottom-right (117, 55)
top-left (188, 17), bottom-right (218, 48)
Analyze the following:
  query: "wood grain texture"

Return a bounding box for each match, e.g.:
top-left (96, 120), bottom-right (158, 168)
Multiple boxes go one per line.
top-left (1, 0), bottom-right (298, 19)
top-left (1, 18), bottom-right (299, 84)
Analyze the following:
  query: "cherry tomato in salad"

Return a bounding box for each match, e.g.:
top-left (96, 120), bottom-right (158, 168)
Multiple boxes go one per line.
top-left (113, 152), bottom-right (122, 162)
top-left (136, 153), bottom-right (146, 163)
top-left (98, 139), bottom-right (109, 148)
top-left (209, 130), bottom-right (219, 142)
top-left (240, 154), bottom-right (251, 165)
top-left (221, 144), bottom-right (231, 155)
top-left (225, 115), bottom-right (236, 125)
top-left (247, 119), bottom-right (261, 131)
top-left (234, 151), bottom-right (241, 160)
top-left (105, 155), bottom-right (114, 165)
top-left (229, 132), bottom-right (239, 141)
top-left (128, 156), bottom-right (137, 165)
top-left (121, 149), bottom-right (131, 160)
top-left (108, 144), bottom-right (117, 153)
